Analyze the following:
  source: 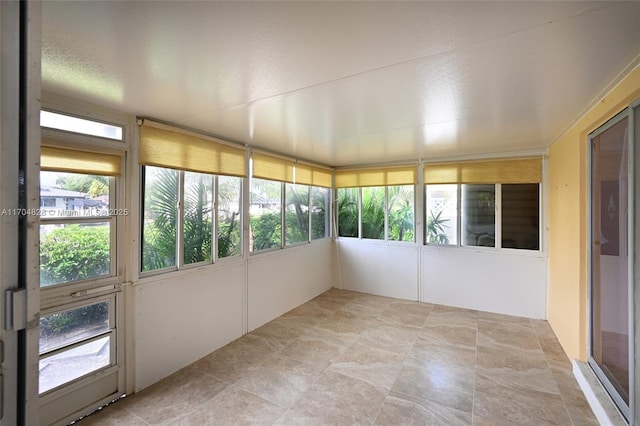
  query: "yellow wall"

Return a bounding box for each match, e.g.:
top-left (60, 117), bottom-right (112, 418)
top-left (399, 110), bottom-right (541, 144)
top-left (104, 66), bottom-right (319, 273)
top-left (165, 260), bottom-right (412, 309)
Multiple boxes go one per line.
top-left (548, 64), bottom-right (640, 361)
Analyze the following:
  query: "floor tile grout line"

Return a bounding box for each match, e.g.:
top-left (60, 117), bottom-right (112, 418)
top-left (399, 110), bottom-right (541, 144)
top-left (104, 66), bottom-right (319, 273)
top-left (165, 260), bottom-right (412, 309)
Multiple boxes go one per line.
top-left (530, 318), bottom-right (578, 425)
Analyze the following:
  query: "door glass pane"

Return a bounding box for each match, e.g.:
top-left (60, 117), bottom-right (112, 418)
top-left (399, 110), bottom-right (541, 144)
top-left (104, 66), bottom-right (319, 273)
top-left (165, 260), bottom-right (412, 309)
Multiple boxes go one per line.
top-left (40, 171), bottom-right (110, 218)
top-left (40, 301), bottom-right (110, 353)
top-left (591, 116), bottom-right (629, 405)
top-left (39, 335), bottom-right (111, 394)
top-left (40, 222), bottom-right (111, 287)
top-left (41, 110), bottom-right (123, 141)
top-left (462, 184), bottom-right (495, 247)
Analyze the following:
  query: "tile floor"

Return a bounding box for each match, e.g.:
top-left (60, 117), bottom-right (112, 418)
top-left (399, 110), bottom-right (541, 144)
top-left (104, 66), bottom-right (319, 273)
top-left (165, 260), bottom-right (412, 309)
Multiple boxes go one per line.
top-left (78, 288), bottom-right (598, 425)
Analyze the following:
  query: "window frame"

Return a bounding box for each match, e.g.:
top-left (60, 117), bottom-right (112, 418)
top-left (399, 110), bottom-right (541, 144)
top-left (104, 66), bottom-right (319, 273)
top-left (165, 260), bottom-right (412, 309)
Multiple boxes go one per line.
top-left (424, 182), bottom-right (542, 252)
top-left (139, 165), bottom-right (244, 277)
top-left (336, 184), bottom-right (416, 243)
top-left (39, 171), bottom-right (121, 294)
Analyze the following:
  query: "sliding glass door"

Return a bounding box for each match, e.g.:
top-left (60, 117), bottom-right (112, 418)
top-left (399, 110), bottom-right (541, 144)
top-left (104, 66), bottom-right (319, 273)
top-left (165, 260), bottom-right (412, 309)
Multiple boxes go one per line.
top-left (588, 106), bottom-right (634, 420)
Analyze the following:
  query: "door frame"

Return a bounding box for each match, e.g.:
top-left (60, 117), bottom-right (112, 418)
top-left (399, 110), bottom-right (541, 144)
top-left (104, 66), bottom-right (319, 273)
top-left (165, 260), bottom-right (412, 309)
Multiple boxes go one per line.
top-left (587, 102), bottom-right (637, 422)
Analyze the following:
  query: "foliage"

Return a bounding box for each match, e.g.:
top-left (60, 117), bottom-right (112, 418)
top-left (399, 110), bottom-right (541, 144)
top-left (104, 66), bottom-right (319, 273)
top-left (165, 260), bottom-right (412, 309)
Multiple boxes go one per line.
top-left (40, 224), bottom-right (110, 286)
top-left (310, 187), bottom-right (329, 240)
top-left (285, 185), bottom-right (309, 244)
top-left (388, 185), bottom-right (414, 242)
top-left (142, 168), bottom-right (178, 271)
top-left (337, 188), bottom-right (358, 237)
top-left (55, 173), bottom-right (109, 197)
top-left (337, 185), bottom-right (414, 241)
top-left (361, 187), bottom-right (385, 239)
top-left (40, 303), bottom-right (109, 336)
top-left (250, 212), bottom-right (282, 250)
top-left (142, 168), bottom-right (242, 271)
top-left (426, 210), bottom-right (450, 244)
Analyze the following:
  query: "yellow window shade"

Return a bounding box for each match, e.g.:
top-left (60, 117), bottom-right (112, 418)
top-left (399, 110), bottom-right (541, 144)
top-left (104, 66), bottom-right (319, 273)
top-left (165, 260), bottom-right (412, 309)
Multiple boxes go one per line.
top-left (335, 165), bottom-right (416, 188)
top-left (252, 152), bottom-right (294, 183)
top-left (424, 157), bottom-right (541, 184)
top-left (295, 163), bottom-right (333, 188)
top-left (41, 146), bottom-right (121, 176)
top-left (139, 121), bottom-right (246, 177)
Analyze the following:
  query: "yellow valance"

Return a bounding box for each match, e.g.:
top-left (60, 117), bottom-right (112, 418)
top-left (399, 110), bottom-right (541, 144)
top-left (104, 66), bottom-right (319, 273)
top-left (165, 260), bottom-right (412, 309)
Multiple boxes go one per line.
top-left (252, 152), bottom-right (294, 183)
top-left (424, 157), bottom-right (541, 184)
top-left (295, 163), bottom-right (333, 188)
top-left (41, 145), bottom-right (122, 176)
top-left (139, 120), bottom-right (246, 177)
top-left (335, 165), bottom-right (416, 188)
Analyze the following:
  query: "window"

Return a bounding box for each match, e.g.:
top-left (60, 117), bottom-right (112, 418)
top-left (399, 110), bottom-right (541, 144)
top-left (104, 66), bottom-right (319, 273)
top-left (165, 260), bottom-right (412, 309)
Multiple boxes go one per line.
top-left (39, 297), bottom-right (115, 394)
top-left (41, 110), bottom-right (123, 141)
top-left (311, 186), bottom-right (330, 240)
top-left (218, 175), bottom-right (242, 258)
top-left (250, 153), bottom-right (331, 252)
top-left (424, 157), bottom-right (541, 250)
top-left (337, 185), bottom-right (415, 242)
top-left (462, 184), bottom-right (495, 247)
top-left (250, 178), bottom-right (282, 251)
top-left (39, 171), bottom-right (115, 287)
top-left (425, 184), bottom-right (457, 245)
top-left (183, 172), bottom-right (214, 265)
top-left (388, 185), bottom-right (415, 242)
top-left (138, 120), bottom-right (247, 273)
top-left (502, 184), bottom-right (539, 250)
top-left (335, 165), bottom-right (416, 242)
top-left (337, 187), bottom-right (358, 237)
top-left (285, 183), bottom-right (309, 245)
top-left (141, 166), bottom-right (243, 273)
top-left (361, 186), bottom-right (385, 239)
top-left (141, 166), bottom-right (178, 272)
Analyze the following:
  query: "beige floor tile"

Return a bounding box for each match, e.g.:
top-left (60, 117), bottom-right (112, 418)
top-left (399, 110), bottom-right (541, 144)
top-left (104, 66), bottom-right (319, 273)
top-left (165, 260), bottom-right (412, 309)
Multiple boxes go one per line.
top-left (473, 373), bottom-right (572, 425)
top-left (195, 334), bottom-right (277, 382)
top-left (167, 385), bottom-right (285, 426)
top-left (420, 322), bottom-right (477, 349)
top-left (77, 288), bottom-right (597, 426)
top-left (392, 355), bottom-right (475, 413)
top-left (76, 402), bottom-right (148, 426)
top-left (291, 370), bottom-right (387, 424)
top-left (233, 353), bottom-right (323, 408)
top-left (250, 320), bottom-right (302, 352)
top-left (357, 318), bottom-right (421, 355)
top-left (328, 342), bottom-right (405, 388)
top-left (121, 366), bottom-right (227, 425)
top-left (374, 391), bottom-right (471, 426)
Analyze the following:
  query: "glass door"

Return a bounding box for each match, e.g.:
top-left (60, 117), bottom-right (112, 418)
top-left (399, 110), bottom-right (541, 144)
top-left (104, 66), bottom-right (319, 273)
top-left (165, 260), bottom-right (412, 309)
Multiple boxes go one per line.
top-left (588, 110), bottom-right (632, 420)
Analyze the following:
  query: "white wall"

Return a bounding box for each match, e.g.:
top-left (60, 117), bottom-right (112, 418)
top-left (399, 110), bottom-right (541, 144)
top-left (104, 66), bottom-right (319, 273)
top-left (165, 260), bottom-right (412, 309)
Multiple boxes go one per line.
top-left (422, 246), bottom-right (547, 318)
top-left (134, 240), bottom-right (333, 391)
top-left (134, 262), bottom-right (244, 391)
top-left (248, 239), bottom-right (333, 331)
top-left (336, 239), bottom-right (419, 300)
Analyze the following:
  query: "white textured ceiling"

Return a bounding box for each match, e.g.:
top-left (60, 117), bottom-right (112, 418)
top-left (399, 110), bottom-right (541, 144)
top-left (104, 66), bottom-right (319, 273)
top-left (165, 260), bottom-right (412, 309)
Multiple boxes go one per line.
top-left (41, 1), bottom-right (640, 167)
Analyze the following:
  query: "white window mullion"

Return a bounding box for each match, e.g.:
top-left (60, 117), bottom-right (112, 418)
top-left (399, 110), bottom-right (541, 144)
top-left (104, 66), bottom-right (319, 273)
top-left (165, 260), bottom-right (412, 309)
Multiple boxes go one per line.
top-left (358, 187), bottom-right (363, 239)
top-left (384, 186), bottom-right (389, 241)
top-left (213, 175), bottom-right (219, 261)
top-left (495, 183), bottom-right (502, 250)
top-left (177, 171), bottom-right (185, 268)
